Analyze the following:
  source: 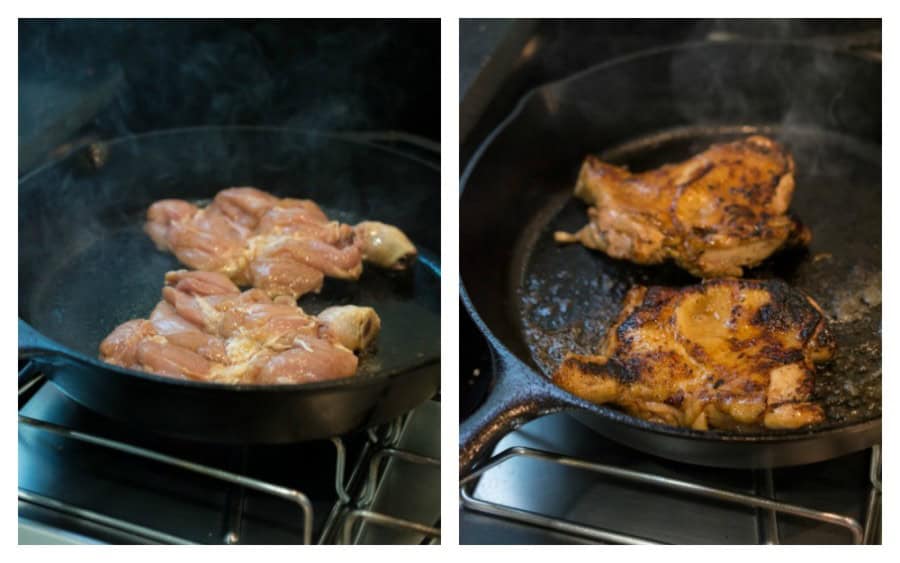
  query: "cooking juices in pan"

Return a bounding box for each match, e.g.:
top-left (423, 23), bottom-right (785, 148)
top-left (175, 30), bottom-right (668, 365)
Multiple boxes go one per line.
top-left (30, 204), bottom-right (441, 380)
top-left (516, 125), bottom-right (881, 428)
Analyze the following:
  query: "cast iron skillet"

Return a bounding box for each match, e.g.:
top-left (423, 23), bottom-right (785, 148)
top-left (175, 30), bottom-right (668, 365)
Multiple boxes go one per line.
top-left (19, 126), bottom-right (440, 444)
top-left (460, 41), bottom-right (881, 474)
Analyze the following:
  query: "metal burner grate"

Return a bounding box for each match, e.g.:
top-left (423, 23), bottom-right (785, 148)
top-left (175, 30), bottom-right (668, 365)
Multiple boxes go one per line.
top-left (461, 442), bottom-right (881, 545)
top-left (19, 371), bottom-right (440, 545)
top-left (339, 445), bottom-right (441, 544)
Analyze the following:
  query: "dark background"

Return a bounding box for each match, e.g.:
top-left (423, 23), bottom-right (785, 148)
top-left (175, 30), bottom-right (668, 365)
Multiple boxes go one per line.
top-left (460, 19), bottom-right (881, 167)
top-left (19, 19), bottom-right (440, 175)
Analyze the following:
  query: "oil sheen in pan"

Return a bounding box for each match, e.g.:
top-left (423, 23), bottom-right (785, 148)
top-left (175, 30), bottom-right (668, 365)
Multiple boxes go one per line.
top-left (514, 124), bottom-right (881, 428)
top-left (31, 200), bottom-right (440, 381)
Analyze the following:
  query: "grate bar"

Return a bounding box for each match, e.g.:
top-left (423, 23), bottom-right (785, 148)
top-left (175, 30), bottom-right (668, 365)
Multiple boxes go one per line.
top-left (19, 414), bottom-right (314, 545)
top-left (340, 509), bottom-right (440, 545)
top-left (18, 369), bottom-right (44, 408)
top-left (461, 446), bottom-right (865, 544)
top-left (863, 445), bottom-right (882, 544)
top-left (340, 412), bottom-right (441, 544)
top-left (359, 448), bottom-right (440, 506)
top-left (18, 377), bottom-right (440, 546)
top-left (754, 469), bottom-right (780, 545)
top-left (318, 437), bottom-right (377, 544)
top-left (870, 445), bottom-right (882, 492)
top-left (331, 437), bottom-right (352, 504)
top-left (19, 490), bottom-right (192, 544)
top-left (460, 487), bottom-right (658, 544)
top-left (863, 487), bottom-right (881, 544)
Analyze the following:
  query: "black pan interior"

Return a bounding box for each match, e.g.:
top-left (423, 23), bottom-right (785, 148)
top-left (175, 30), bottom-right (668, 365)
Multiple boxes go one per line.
top-left (515, 124), bottom-right (881, 431)
top-left (19, 128), bottom-right (441, 379)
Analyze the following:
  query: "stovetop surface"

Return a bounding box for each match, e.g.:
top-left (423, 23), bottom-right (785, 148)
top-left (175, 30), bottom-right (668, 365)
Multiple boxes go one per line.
top-left (461, 413), bottom-right (875, 545)
top-left (19, 375), bottom-right (440, 544)
top-left (19, 379), bottom-right (368, 544)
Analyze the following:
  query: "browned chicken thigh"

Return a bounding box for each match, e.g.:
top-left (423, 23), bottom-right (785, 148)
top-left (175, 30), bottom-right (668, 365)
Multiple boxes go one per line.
top-left (552, 279), bottom-right (835, 430)
top-left (555, 136), bottom-right (810, 277)
top-left (99, 270), bottom-right (380, 384)
top-left (146, 187), bottom-right (417, 300)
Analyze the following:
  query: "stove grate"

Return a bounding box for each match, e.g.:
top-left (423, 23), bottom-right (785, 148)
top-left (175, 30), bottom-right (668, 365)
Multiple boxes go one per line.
top-left (19, 372), bottom-right (439, 545)
top-left (460, 444), bottom-right (880, 545)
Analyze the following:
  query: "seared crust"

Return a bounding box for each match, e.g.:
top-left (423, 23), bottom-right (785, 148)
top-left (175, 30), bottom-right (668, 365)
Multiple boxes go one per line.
top-left (555, 136), bottom-right (809, 278)
top-left (552, 279), bottom-right (834, 430)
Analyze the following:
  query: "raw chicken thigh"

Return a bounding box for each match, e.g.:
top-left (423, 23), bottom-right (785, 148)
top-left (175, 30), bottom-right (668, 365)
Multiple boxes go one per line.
top-left (146, 187), bottom-right (417, 300)
top-left (100, 270), bottom-right (381, 384)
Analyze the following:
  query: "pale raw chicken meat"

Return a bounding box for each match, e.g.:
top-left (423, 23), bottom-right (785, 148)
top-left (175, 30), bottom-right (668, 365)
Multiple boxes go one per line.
top-left (99, 270), bottom-right (381, 384)
top-left (316, 305), bottom-right (381, 352)
top-left (145, 187), bottom-right (417, 300)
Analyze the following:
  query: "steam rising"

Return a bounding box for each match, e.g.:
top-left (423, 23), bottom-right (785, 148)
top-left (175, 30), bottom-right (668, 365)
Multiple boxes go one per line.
top-left (668, 23), bottom-right (877, 128)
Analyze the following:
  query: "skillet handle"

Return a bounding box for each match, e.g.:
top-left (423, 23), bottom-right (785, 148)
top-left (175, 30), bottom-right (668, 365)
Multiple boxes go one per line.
top-left (18, 319), bottom-right (70, 391)
top-left (18, 359), bottom-right (43, 391)
top-left (18, 319), bottom-right (69, 358)
top-left (459, 355), bottom-right (571, 478)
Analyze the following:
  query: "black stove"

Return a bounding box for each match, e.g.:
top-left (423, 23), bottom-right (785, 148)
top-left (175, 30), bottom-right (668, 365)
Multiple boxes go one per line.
top-left (19, 370), bottom-right (440, 545)
top-left (459, 18), bottom-right (881, 545)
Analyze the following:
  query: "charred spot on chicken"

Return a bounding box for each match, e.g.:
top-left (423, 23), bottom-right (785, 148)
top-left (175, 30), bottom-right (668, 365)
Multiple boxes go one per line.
top-left (555, 136), bottom-right (810, 278)
top-left (552, 279), bottom-right (835, 431)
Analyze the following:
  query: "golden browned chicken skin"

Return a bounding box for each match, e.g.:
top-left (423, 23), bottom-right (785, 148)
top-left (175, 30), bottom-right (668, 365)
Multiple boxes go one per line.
top-left (552, 279), bottom-right (835, 431)
top-left (145, 187), bottom-right (417, 300)
top-left (99, 270), bottom-right (381, 384)
top-left (555, 136), bottom-right (810, 277)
